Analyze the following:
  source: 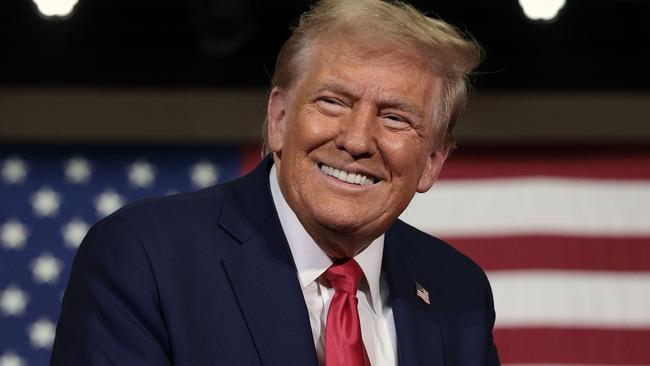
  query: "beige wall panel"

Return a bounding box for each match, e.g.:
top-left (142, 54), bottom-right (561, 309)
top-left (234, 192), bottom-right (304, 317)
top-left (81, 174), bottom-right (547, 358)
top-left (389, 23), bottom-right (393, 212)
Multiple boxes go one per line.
top-left (1, 89), bottom-right (649, 143)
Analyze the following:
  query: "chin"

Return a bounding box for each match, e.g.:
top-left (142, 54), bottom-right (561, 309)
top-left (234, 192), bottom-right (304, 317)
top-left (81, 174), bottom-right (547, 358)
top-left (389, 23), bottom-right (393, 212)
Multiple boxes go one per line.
top-left (309, 205), bottom-right (368, 232)
top-left (316, 214), bottom-right (390, 252)
top-left (320, 219), bottom-right (366, 235)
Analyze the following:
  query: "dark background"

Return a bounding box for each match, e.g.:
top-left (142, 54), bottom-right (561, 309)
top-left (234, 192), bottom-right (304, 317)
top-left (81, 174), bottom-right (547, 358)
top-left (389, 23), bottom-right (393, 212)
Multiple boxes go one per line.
top-left (2, 0), bottom-right (649, 90)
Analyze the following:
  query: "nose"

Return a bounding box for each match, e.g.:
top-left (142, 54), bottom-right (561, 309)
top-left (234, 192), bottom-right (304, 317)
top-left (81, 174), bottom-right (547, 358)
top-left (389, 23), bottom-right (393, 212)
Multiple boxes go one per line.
top-left (334, 103), bottom-right (377, 158)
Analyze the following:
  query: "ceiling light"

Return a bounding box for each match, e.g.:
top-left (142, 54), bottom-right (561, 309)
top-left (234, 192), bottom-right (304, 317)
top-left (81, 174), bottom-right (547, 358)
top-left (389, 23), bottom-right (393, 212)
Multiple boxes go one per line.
top-left (519, 0), bottom-right (566, 22)
top-left (32, 0), bottom-right (79, 19)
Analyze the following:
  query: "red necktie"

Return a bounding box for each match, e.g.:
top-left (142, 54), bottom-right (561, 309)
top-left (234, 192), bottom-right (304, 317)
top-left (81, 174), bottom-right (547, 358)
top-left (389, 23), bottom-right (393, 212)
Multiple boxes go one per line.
top-left (323, 258), bottom-right (371, 366)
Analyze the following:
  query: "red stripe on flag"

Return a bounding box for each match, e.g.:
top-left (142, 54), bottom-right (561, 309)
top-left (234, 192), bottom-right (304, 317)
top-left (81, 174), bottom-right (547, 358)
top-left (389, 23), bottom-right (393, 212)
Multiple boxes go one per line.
top-left (494, 328), bottom-right (650, 365)
top-left (440, 150), bottom-right (650, 180)
top-left (444, 236), bottom-right (650, 271)
top-left (240, 144), bottom-right (263, 176)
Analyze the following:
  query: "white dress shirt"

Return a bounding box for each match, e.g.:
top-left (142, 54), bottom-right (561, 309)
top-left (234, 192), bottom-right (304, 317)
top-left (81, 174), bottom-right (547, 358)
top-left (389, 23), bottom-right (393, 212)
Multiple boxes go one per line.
top-left (270, 165), bottom-right (397, 366)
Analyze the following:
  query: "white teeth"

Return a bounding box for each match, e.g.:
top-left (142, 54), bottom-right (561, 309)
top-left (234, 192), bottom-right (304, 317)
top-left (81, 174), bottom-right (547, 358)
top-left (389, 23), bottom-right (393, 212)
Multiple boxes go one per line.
top-left (339, 170), bottom-right (348, 181)
top-left (319, 164), bottom-right (376, 186)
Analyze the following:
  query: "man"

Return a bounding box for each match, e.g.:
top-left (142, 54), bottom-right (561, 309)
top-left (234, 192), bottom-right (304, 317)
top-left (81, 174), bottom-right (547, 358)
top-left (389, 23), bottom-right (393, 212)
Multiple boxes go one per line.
top-left (52, 0), bottom-right (499, 365)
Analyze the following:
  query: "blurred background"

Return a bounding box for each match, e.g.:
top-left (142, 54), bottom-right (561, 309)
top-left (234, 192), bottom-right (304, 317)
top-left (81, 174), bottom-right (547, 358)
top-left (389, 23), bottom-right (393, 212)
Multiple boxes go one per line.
top-left (1, 0), bottom-right (649, 365)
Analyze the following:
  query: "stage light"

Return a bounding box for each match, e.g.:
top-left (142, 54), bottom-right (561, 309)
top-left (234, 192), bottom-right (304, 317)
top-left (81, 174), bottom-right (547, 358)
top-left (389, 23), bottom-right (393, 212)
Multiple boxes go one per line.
top-left (32, 0), bottom-right (79, 19)
top-left (519, 0), bottom-right (566, 22)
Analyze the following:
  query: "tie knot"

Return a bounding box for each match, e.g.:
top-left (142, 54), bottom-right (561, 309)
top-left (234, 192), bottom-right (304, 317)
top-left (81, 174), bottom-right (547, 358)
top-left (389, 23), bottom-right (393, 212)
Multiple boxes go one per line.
top-left (323, 258), bottom-right (364, 294)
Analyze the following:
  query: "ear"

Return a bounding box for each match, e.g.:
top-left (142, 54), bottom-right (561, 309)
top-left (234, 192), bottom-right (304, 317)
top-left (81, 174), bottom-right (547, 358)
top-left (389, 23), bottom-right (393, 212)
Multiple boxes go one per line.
top-left (416, 145), bottom-right (449, 193)
top-left (267, 87), bottom-right (288, 154)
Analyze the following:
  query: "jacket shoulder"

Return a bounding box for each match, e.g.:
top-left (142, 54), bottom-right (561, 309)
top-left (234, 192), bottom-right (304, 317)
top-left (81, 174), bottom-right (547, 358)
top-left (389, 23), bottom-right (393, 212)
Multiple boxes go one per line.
top-left (87, 183), bottom-right (241, 263)
top-left (114, 185), bottom-right (227, 227)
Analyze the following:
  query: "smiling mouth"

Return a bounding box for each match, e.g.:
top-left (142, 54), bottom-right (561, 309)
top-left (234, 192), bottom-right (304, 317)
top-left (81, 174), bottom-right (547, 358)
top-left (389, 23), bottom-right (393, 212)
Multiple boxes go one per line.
top-left (318, 163), bottom-right (378, 186)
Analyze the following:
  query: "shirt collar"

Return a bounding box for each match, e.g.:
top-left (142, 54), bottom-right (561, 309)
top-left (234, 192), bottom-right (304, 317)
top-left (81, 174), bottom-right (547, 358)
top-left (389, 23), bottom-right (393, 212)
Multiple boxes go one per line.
top-left (269, 165), bottom-right (385, 313)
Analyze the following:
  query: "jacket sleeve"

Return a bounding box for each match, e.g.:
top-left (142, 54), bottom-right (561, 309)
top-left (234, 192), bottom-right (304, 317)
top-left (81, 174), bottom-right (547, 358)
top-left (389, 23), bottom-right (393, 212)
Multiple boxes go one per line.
top-left (51, 215), bottom-right (171, 366)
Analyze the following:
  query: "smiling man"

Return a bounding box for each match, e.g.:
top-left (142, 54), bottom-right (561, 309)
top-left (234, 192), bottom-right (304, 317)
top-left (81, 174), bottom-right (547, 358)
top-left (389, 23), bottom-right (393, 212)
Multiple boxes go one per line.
top-left (267, 36), bottom-right (446, 260)
top-left (52, 1), bottom-right (499, 365)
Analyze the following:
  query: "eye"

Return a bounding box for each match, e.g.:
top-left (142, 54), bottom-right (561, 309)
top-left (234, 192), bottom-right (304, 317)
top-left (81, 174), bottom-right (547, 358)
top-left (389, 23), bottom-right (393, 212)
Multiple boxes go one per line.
top-left (315, 97), bottom-right (347, 114)
top-left (319, 97), bottom-right (343, 106)
top-left (383, 114), bottom-right (404, 122)
top-left (381, 113), bottom-right (411, 127)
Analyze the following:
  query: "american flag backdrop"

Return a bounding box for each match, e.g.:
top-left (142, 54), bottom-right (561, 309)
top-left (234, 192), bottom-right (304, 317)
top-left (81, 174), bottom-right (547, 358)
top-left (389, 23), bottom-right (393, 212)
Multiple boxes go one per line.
top-left (0, 144), bottom-right (252, 366)
top-left (1, 144), bottom-right (649, 365)
top-left (401, 146), bottom-right (650, 366)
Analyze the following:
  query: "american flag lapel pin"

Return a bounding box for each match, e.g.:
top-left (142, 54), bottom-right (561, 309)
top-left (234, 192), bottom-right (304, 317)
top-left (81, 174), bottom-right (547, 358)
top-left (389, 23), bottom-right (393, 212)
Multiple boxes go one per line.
top-left (415, 281), bottom-right (430, 305)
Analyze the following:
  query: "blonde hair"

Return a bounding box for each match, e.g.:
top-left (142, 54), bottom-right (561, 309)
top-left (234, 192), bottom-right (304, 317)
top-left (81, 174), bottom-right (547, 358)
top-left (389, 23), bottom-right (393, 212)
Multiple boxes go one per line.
top-left (263, 0), bottom-right (482, 151)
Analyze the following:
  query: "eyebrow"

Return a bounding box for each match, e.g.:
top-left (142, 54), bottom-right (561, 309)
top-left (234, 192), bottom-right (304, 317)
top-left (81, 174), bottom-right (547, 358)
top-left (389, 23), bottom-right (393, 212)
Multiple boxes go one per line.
top-left (310, 81), bottom-right (426, 120)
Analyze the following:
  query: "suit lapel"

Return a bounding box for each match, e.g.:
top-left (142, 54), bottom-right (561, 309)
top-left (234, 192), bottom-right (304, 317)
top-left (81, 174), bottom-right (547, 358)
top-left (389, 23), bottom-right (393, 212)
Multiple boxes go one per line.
top-left (219, 156), bottom-right (318, 366)
top-left (384, 227), bottom-right (445, 366)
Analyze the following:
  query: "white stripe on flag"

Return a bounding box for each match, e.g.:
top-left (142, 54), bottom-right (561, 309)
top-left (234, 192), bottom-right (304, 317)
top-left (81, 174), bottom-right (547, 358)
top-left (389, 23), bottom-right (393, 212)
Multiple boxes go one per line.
top-left (400, 178), bottom-right (650, 237)
top-left (488, 270), bottom-right (650, 328)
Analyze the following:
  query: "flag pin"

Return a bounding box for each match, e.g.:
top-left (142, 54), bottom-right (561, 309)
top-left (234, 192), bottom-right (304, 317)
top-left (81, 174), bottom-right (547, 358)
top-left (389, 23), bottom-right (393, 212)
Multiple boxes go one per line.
top-left (415, 281), bottom-right (430, 305)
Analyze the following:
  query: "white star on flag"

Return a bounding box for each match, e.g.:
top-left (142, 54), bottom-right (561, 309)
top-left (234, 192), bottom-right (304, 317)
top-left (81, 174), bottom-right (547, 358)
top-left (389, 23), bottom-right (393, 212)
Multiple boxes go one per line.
top-left (0, 147), bottom-right (247, 364)
top-left (128, 159), bottom-right (156, 188)
top-left (94, 190), bottom-right (125, 217)
top-left (61, 218), bottom-right (90, 249)
top-left (190, 160), bottom-right (219, 188)
top-left (31, 253), bottom-right (64, 284)
top-left (0, 285), bottom-right (29, 317)
top-left (1, 157), bottom-right (28, 185)
top-left (0, 351), bottom-right (27, 366)
top-left (27, 317), bottom-right (56, 349)
top-left (31, 187), bottom-right (62, 217)
top-left (0, 219), bottom-right (29, 250)
top-left (64, 156), bottom-right (92, 184)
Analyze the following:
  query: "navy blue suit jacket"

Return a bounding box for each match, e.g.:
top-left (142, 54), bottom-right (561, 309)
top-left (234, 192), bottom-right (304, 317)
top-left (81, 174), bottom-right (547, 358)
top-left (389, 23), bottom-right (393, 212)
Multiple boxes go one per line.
top-left (52, 156), bottom-right (499, 365)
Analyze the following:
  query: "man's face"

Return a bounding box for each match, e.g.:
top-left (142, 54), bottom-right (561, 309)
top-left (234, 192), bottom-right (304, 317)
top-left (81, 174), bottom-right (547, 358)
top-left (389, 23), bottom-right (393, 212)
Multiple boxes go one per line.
top-left (267, 36), bottom-right (448, 257)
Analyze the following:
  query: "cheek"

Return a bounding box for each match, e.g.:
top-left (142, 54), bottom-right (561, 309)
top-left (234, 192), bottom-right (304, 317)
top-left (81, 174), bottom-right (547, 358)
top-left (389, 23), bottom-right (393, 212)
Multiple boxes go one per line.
top-left (289, 109), bottom-right (339, 148)
top-left (379, 133), bottom-right (428, 175)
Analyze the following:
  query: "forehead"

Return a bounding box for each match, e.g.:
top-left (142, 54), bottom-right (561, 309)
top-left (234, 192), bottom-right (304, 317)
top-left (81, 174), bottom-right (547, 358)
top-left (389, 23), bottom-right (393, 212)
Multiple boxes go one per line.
top-left (295, 35), bottom-right (442, 109)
